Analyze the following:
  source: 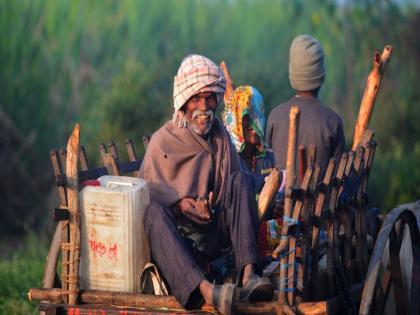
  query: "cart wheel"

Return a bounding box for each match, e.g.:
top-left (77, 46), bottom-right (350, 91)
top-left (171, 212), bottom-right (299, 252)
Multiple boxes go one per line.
top-left (359, 200), bottom-right (420, 315)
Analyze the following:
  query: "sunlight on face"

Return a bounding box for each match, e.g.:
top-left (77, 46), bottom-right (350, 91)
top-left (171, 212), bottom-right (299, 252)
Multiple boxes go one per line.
top-left (184, 92), bottom-right (218, 136)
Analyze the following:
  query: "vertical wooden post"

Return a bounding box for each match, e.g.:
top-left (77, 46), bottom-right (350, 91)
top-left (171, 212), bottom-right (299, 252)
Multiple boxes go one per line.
top-left (99, 143), bottom-right (107, 162)
top-left (342, 151), bottom-right (355, 284)
top-left (287, 165), bottom-right (314, 306)
top-left (220, 61), bottom-right (235, 105)
top-left (352, 46), bottom-right (392, 150)
top-left (310, 158), bottom-right (336, 290)
top-left (327, 153), bottom-right (348, 294)
top-left (108, 141), bottom-right (120, 161)
top-left (125, 139), bottom-right (139, 177)
top-left (354, 146), bottom-right (367, 278)
top-left (278, 105), bottom-right (300, 305)
top-left (125, 139), bottom-right (138, 162)
top-left (65, 123), bottom-right (81, 305)
top-left (298, 145), bottom-right (307, 184)
top-left (103, 153), bottom-right (120, 176)
top-left (78, 146), bottom-right (89, 171)
top-left (284, 106), bottom-right (300, 217)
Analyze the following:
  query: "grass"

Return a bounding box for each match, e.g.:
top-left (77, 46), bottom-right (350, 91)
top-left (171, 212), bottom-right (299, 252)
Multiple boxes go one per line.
top-left (0, 232), bottom-right (48, 314)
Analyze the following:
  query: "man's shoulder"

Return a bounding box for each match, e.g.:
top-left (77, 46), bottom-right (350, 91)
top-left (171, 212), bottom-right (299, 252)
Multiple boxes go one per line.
top-left (268, 99), bottom-right (294, 120)
top-left (147, 120), bottom-right (175, 147)
top-left (317, 101), bottom-right (343, 123)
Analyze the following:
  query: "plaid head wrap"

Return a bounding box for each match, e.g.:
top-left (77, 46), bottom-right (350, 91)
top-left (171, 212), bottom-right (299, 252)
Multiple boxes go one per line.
top-left (222, 85), bottom-right (266, 153)
top-left (173, 54), bottom-right (226, 127)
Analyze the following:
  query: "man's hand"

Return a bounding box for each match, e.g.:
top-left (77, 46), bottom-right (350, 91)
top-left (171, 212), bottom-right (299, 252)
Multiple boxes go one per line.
top-left (175, 198), bottom-right (212, 225)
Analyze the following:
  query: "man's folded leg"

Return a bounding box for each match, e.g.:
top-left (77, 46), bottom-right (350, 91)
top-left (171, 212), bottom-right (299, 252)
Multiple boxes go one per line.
top-left (144, 201), bottom-right (205, 306)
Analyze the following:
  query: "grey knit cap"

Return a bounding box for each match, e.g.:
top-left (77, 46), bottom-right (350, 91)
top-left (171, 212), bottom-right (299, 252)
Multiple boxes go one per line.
top-left (289, 34), bottom-right (325, 92)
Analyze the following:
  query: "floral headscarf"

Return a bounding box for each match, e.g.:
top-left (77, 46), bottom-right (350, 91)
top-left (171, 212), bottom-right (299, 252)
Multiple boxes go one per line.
top-left (222, 85), bottom-right (266, 153)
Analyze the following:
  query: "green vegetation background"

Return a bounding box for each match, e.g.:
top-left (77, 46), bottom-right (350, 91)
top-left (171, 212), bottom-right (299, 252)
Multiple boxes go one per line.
top-left (0, 0), bottom-right (419, 313)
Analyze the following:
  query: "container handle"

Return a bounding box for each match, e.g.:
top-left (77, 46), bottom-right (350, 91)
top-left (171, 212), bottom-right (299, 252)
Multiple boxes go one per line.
top-left (106, 181), bottom-right (135, 188)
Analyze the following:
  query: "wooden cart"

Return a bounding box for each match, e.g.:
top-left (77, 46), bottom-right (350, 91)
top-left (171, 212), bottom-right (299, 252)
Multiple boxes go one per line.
top-left (28, 125), bottom-right (420, 314)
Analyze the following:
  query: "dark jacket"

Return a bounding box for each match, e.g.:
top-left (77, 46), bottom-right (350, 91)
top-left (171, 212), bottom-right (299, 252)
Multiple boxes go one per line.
top-left (266, 95), bottom-right (345, 170)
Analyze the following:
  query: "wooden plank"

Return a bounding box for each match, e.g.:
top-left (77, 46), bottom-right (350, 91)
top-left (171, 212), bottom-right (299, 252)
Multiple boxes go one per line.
top-left (298, 162), bottom-right (320, 299)
top-left (50, 149), bottom-right (69, 303)
top-left (341, 151), bottom-right (355, 285)
top-left (307, 144), bottom-right (317, 167)
top-left (389, 225), bottom-right (409, 315)
top-left (326, 153), bottom-right (348, 294)
top-left (65, 123), bottom-right (81, 305)
top-left (310, 159), bottom-right (336, 295)
top-left (58, 149), bottom-right (67, 173)
top-left (125, 139), bottom-right (138, 161)
top-left (103, 153), bottom-right (120, 176)
top-left (50, 150), bottom-right (67, 206)
top-left (99, 143), bottom-right (107, 164)
top-left (107, 141), bottom-right (120, 161)
top-left (278, 105), bottom-right (300, 305)
top-left (298, 145), bottom-right (307, 184)
top-left (125, 139), bottom-right (140, 177)
top-left (353, 146), bottom-right (368, 279)
top-left (78, 146), bottom-right (89, 171)
top-left (287, 165), bottom-right (314, 306)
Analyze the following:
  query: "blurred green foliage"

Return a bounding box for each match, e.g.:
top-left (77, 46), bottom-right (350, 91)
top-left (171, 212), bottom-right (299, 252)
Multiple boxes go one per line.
top-left (0, 232), bottom-right (47, 314)
top-left (0, 0), bottom-right (419, 236)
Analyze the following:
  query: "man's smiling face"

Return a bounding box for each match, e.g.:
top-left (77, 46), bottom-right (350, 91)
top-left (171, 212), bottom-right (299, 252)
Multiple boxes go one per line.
top-left (183, 91), bottom-right (218, 136)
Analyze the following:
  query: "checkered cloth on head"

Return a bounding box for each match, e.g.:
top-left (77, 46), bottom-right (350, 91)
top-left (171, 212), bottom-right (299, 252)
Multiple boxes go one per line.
top-left (173, 54), bottom-right (226, 127)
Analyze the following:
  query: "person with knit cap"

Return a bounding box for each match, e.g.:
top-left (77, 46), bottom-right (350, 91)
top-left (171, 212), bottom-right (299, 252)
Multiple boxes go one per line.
top-left (266, 35), bottom-right (345, 170)
top-left (140, 54), bottom-right (273, 312)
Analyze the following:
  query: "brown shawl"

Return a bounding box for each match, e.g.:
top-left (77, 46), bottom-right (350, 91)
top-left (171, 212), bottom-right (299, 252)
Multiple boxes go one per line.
top-left (139, 117), bottom-right (240, 209)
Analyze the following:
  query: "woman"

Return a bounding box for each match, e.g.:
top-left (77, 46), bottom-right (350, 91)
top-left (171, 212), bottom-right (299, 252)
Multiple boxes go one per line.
top-left (222, 85), bottom-right (285, 256)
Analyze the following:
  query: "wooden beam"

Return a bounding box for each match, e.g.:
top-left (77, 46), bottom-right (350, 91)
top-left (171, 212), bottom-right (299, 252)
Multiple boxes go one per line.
top-left (65, 123), bottom-right (81, 305)
top-left (352, 46), bottom-right (392, 150)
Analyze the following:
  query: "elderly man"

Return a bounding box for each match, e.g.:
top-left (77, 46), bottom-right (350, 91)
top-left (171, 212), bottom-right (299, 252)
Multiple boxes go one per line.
top-left (140, 54), bottom-right (273, 311)
top-left (266, 35), bottom-right (345, 170)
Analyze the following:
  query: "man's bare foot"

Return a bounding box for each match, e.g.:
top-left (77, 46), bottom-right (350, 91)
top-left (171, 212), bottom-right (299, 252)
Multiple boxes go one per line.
top-left (199, 280), bottom-right (214, 305)
top-left (241, 264), bottom-right (255, 286)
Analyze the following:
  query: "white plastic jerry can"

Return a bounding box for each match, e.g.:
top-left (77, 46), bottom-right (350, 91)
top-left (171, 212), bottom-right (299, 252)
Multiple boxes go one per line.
top-left (79, 175), bottom-right (150, 292)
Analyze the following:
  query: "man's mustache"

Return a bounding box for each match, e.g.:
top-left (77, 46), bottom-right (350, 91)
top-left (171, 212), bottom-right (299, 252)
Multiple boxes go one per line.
top-left (191, 109), bottom-right (214, 120)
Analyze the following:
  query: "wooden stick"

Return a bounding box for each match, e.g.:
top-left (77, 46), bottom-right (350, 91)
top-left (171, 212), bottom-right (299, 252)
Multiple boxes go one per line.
top-left (29, 288), bottom-right (301, 315)
top-left (298, 145), bottom-right (307, 184)
top-left (103, 153), bottom-right (120, 176)
top-left (220, 61), bottom-right (235, 105)
top-left (78, 146), bottom-right (89, 171)
top-left (284, 105), bottom-right (300, 219)
top-left (42, 224), bottom-right (62, 289)
top-left (277, 105), bottom-right (300, 305)
top-left (287, 166), bottom-right (314, 306)
top-left (50, 149), bottom-right (69, 302)
top-left (65, 123), bottom-right (81, 305)
top-left (257, 168), bottom-right (282, 222)
top-left (28, 288), bottom-right (183, 310)
top-left (352, 45), bottom-right (392, 150)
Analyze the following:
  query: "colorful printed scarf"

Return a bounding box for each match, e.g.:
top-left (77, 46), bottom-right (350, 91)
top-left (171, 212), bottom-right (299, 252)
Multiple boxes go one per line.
top-left (222, 85), bottom-right (266, 153)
